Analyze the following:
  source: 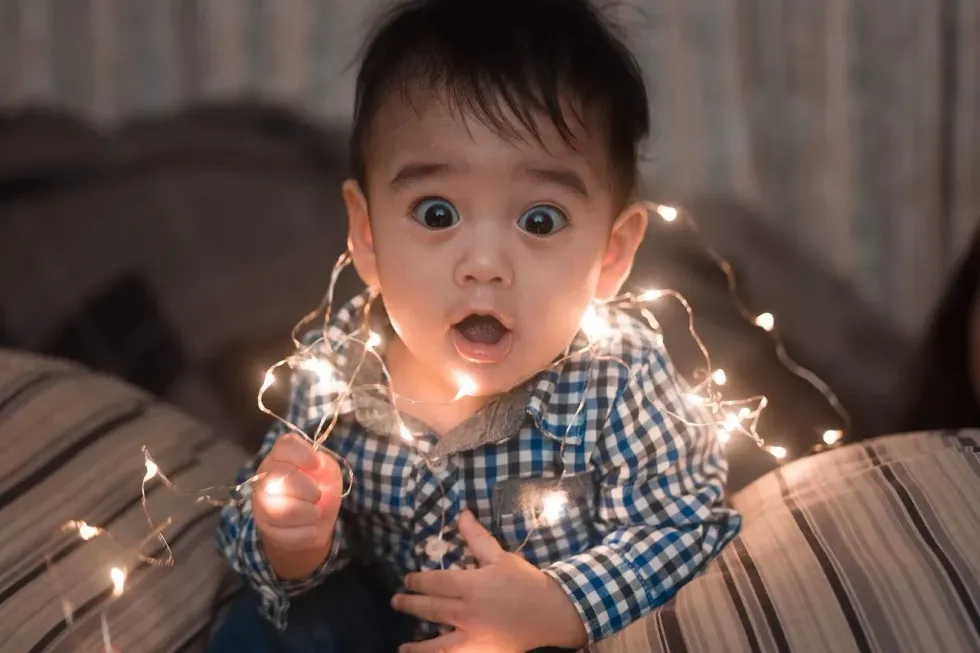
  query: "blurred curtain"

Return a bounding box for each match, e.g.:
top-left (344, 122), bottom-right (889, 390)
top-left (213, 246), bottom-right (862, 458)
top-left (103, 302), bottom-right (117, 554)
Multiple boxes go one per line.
top-left (1, 0), bottom-right (977, 337)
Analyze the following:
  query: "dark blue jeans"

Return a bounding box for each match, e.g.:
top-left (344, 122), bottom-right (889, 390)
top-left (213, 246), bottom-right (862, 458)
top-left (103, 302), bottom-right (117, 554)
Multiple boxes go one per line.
top-left (209, 562), bottom-right (416, 653)
top-left (209, 562), bottom-right (576, 653)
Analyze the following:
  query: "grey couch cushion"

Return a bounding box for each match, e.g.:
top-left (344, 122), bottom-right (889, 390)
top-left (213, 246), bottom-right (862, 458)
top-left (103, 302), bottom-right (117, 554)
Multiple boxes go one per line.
top-left (0, 348), bottom-right (245, 652)
top-left (594, 430), bottom-right (980, 653)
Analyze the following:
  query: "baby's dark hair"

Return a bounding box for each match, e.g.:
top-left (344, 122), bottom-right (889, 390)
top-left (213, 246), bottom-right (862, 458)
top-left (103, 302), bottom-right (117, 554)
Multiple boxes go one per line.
top-left (350, 0), bottom-right (650, 205)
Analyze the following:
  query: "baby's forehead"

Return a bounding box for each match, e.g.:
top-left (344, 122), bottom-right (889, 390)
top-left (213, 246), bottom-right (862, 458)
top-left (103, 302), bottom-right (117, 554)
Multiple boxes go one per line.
top-left (366, 88), bottom-right (615, 184)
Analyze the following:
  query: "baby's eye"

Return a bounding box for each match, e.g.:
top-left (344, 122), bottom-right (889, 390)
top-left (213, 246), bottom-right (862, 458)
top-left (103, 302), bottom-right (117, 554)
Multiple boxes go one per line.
top-left (412, 198), bottom-right (459, 229)
top-left (517, 205), bottom-right (567, 236)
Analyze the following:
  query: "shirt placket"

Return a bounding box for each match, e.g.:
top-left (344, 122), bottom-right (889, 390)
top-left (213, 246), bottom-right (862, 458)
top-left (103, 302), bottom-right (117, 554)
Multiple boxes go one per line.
top-left (411, 434), bottom-right (462, 572)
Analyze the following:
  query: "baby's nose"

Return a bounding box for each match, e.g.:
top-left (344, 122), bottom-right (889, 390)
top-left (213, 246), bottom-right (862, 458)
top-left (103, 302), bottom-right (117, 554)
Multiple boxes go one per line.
top-left (454, 246), bottom-right (513, 287)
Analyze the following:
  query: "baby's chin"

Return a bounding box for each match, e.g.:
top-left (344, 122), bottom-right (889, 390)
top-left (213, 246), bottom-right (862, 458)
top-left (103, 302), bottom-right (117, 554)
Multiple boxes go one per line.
top-left (446, 349), bottom-right (564, 398)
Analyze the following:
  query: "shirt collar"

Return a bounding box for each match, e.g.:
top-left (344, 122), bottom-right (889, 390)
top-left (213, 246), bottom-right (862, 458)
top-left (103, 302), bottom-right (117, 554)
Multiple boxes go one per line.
top-left (302, 290), bottom-right (597, 450)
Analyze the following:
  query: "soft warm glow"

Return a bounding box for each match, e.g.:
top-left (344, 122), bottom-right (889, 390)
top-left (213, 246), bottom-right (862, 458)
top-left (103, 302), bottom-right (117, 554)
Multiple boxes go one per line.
top-left (684, 393), bottom-right (706, 405)
top-left (540, 490), bottom-right (568, 526)
top-left (143, 459), bottom-right (158, 483)
top-left (738, 407), bottom-right (751, 419)
top-left (77, 522), bottom-right (100, 540)
top-left (767, 446), bottom-right (788, 459)
top-left (579, 304), bottom-right (611, 341)
top-left (656, 205), bottom-right (678, 222)
top-left (717, 430), bottom-right (731, 444)
top-left (399, 423), bottom-right (414, 442)
top-left (638, 288), bottom-right (665, 302)
top-left (712, 369), bottom-right (727, 385)
top-left (299, 357), bottom-right (335, 384)
top-left (453, 373), bottom-right (479, 400)
top-left (755, 313), bottom-right (775, 331)
top-left (366, 331), bottom-right (383, 350)
top-left (265, 477), bottom-right (285, 496)
top-left (109, 567), bottom-right (126, 597)
top-left (823, 429), bottom-right (842, 445)
top-left (723, 413), bottom-right (740, 431)
top-left (261, 371), bottom-right (276, 392)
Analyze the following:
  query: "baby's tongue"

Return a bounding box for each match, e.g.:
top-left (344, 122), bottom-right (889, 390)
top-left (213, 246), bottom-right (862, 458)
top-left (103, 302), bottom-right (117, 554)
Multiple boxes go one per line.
top-left (455, 315), bottom-right (507, 345)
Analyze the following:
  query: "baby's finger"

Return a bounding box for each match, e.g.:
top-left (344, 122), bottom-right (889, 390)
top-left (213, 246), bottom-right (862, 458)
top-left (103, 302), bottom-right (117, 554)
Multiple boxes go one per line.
top-left (258, 462), bottom-right (321, 504)
top-left (255, 524), bottom-right (318, 551)
top-left (268, 433), bottom-right (318, 470)
top-left (312, 450), bottom-right (344, 488)
top-left (255, 495), bottom-right (321, 527)
top-left (391, 594), bottom-right (465, 627)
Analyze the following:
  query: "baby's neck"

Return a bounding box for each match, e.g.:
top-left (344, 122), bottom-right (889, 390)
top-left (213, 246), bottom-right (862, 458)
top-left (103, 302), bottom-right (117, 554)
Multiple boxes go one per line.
top-left (383, 337), bottom-right (489, 436)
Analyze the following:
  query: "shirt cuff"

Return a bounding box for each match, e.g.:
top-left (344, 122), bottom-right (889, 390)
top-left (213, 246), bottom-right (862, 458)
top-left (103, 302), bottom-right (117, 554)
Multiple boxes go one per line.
top-left (543, 548), bottom-right (653, 643)
top-left (247, 518), bottom-right (349, 630)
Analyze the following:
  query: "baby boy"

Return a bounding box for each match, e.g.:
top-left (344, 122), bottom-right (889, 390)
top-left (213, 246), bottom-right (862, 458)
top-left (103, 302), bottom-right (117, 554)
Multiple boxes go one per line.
top-left (215, 1), bottom-right (741, 651)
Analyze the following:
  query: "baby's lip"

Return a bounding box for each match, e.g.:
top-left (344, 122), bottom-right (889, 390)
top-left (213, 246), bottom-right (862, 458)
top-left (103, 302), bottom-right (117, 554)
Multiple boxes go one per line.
top-left (449, 307), bottom-right (514, 331)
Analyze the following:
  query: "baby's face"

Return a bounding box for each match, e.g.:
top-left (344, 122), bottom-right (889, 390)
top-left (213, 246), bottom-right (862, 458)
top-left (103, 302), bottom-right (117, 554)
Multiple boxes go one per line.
top-left (345, 92), bottom-right (644, 398)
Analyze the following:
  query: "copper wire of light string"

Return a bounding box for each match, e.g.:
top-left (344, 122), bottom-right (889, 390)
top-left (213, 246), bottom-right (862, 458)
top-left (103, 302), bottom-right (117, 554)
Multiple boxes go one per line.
top-left (667, 204), bottom-right (851, 435)
top-left (50, 203), bottom-right (847, 632)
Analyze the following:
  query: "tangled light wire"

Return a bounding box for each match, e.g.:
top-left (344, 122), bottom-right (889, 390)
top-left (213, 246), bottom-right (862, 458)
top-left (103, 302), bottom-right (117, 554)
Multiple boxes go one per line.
top-left (50, 203), bottom-right (848, 647)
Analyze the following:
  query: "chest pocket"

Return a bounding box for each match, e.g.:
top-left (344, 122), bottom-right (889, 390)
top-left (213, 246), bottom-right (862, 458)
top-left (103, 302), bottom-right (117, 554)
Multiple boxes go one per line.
top-left (491, 473), bottom-right (597, 565)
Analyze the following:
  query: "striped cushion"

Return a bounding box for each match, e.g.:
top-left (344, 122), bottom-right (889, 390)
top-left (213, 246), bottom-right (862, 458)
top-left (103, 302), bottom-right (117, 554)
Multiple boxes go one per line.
top-left (595, 430), bottom-right (980, 653)
top-left (0, 348), bottom-right (244, 653)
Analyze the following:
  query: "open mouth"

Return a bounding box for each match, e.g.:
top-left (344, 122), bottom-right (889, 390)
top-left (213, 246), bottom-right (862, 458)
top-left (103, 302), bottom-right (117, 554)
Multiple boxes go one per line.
top-left (451, 314), bottom-right (513, 363)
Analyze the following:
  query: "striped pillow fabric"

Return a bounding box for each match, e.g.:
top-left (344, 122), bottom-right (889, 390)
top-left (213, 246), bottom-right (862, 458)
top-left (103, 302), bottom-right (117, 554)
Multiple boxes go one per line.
top-left (0, 348), bottom-right (244, 653)
top-left (595, 430), bottom-right (980, 653)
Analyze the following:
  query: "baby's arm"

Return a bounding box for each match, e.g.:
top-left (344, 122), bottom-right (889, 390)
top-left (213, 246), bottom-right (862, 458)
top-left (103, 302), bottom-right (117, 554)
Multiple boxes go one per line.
top-left (542, 349), bottom-right (742, 643)
top-left (215, 367), bottom-right (351, 630)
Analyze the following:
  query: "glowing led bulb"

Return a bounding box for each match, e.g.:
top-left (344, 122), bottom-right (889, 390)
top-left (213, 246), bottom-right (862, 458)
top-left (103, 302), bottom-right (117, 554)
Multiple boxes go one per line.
top-left (767, 446), bottom-right (788, 460)
top-left (638, 288), bottom-right (665, 302)
top-left (77, 522), bottom-right (100, 540)
top-left (453, 374), bottom-right (478, 400)
top-left (540, 490), bottom-right (567, 526)
top-left (300, 357), bottom-right (335, 384)
top-left (109, 567), bottom-right (126, 597)
top-left (366, 332), bottom-right (383, 350)
top-left (717, 430), bottom-right (731, 444)
top-left (755, 313), bottom-right (775, 331)
top-left (579, 304), bottom-right (611, 341)
top-left (143, 459), bottom-right (158, 482)
top-left (723, 413), bottom-right (740, 431)
top-left (656, 205), bottom-right (678, 222)
top-left (265, 477), bottom-right (285, 496)
top-left (261, 371), bottom-right (276, 392)
top-left (822, 429), bottom-right (842, 445)
top-left (399, 423), bottom-right (414, 442)
top-left (712, 369), bottom-right (727, 385)
top-left (684, 393), bottom-right (706, 405)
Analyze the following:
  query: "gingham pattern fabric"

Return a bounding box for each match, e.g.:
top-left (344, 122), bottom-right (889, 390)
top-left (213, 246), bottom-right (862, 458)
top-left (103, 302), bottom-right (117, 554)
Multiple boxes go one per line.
top-left (217, 292), bottom-right (741, 644)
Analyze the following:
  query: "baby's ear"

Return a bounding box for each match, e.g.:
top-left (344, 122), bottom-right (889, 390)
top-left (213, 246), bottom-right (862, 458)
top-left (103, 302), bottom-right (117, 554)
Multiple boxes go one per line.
top-left (342, 179), bottom-right (380, 289)
top-left (596, 202), bottom-right (648, 299)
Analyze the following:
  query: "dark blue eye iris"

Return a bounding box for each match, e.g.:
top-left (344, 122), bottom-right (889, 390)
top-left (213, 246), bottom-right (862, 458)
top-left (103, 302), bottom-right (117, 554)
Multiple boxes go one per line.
top-left (518, 205), bottom-right (567, 236)
top-left (412, 198), bottom-right (459, 229)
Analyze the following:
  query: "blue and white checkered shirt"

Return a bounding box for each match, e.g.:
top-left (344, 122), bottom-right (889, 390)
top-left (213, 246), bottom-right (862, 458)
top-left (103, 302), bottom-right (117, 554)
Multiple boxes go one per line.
top-left (217, 291), bottom-right (741, 643)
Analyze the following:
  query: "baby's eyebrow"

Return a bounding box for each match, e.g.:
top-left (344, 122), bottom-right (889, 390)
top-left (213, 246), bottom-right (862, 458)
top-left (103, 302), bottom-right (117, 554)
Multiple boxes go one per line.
top-left (522, 166), bottom-right (590, 199)
top-left (390, 162), bottom-right (455, 187)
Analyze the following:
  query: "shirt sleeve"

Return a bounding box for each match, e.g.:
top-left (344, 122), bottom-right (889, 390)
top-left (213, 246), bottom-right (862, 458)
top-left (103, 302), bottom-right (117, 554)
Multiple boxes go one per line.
top-left (215, 366), bottom-right (351, 630)
top-left (542, 348), bottom-right (742, 642)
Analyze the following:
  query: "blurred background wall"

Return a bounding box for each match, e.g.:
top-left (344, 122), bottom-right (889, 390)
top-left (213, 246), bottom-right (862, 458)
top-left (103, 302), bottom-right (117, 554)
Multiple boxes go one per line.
top-left (2, 0), bottom-right (977, 334)
top-left (0, 0), bottom-right (978, 457)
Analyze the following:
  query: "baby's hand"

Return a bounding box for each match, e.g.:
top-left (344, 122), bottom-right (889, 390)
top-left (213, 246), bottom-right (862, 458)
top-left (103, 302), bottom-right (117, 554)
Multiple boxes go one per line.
top-left (253, 433), bottom-right (343, 576)
top-left (392, 511), bottom-right (588, 652)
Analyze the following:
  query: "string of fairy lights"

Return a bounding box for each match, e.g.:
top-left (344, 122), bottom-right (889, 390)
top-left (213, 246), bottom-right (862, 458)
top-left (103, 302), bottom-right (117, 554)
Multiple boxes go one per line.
top-left (48, 203), bottom-right (847, 650)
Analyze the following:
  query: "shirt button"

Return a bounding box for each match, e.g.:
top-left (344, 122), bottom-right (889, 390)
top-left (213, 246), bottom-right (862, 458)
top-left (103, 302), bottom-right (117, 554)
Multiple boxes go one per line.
top-left (424, 536), bottom-right (450, 560)
top-left (427, 456), bottom-right (448, 473)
